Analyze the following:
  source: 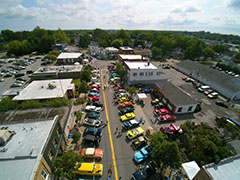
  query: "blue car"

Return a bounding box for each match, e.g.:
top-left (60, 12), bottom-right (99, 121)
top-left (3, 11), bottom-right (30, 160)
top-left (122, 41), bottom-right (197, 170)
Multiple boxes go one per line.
top-left (83, 127), bottom-right (103, 139)
top-left (86, 112), bottom-right (100, 119)
top-left (123, 119), bottom-right (141, 129)
top-left (88, 92), bottom-right (100, 97)
top-left (134, 145), bottom-right (154, 163)
top-left (142, 88), bottom-right (152, 93)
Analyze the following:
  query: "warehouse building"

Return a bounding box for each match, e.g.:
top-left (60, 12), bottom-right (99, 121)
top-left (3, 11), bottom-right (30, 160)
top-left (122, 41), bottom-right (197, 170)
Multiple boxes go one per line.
top-left (57, 52), bottom-right (82, 64)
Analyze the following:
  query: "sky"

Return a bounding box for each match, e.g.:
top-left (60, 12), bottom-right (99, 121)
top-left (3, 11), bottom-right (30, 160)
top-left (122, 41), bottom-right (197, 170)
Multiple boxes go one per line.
top-left (0, 0), bottom-right (240, 35)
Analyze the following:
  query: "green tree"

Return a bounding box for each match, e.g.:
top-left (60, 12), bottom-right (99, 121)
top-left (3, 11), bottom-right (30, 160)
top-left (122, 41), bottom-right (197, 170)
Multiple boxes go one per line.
top-left (115, 62), bottom-right (125, 78)
top-left (54, 150), bottom-right (82, 180)
top-left (1, 29), bottom-right (16, 42)
top-left (203, 47), bottom-right (217, 59)
top-left (212, 44), bottom-right (229, 54)
top-left (79, 80), bottom-right (91, 93)
top-left (80, 69), bottom-right (92, 82)
top-left (54, 28), bottom-right (70, 43)
top-left (79, 33), bottom-right (91, 48)
top-left (0, 97), bottom-right (18, 111)
top-left (111, 39), bottom-right (124, 49)
top-left (72, 132), bottom-right (81, 144)
top-left (126, 87), bottom-right (137, 96)
top-left (20, 100), bottom-right (42, 109)
top-left (151, 46), bottom-right (162, 58)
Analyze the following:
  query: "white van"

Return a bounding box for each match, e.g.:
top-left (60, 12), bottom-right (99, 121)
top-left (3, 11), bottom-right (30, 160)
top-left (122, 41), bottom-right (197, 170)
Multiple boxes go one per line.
top-left (198, 85), bottom-right (210, 92)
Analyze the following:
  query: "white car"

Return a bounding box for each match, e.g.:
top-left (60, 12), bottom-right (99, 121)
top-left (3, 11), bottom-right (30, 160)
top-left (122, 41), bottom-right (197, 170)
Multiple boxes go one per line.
top-left (84, 118), bottom-right (102, 127)
top-left (208, 92), bottom-right (219, 99)
top-left (85, 105), bottom-right (103, 113)
top-left (198, 85), bottom-right (210, 93)
top-left (0, 78), bottom-right (4, 82)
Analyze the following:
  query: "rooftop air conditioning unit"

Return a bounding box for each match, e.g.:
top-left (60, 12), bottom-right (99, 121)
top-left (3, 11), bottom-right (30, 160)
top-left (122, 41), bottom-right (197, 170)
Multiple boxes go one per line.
top-left (48, 82), bottom-right (56, 89)
top-left (0, 127), bottom-right (15, 146)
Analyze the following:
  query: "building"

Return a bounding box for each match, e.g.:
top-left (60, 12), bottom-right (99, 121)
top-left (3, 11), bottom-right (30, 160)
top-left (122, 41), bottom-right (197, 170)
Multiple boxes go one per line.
top-left (176, 60), bottom-right (240, 101)
top-left (123, 61), bottom-right (168, 85)
top-left (193, 155), bottom-right (240, 180)
top-left (52, 44), bottom-right (66, 52)
top-left (119, 46), bottom-right (134, 54)
top-left (105, 47), bottom-right (119, 60)
top-left (0, 115), bottom-right (65, 180)
top-left (13, 79), bottom-right (75, 101)
top-left (30, 65), bottom-right (82, 80)
top-left (153, 81), bottom-right (198, 114)
top-left (57, 52), bottom-right (82, 65)
top-left (133, 48), bottom-right (151, 57)
top-left (119, 54), bottom-right (148, 63)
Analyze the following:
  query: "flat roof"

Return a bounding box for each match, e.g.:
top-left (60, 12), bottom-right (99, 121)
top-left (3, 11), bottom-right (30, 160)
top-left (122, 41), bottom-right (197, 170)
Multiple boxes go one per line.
top-left (105, 47), bottom-right (119, 51)
top-left (204, 155), bottom-right (240, 180)
top-left (156, 81), bottom-right (197, 106)
top-left (125, 61), bottom-right (158, 70)
top-left (119, 54), bottom-right (147, 60)
top-left (13, 79), bottom-right (73, 100)
top-left (33, 65), bottom-right (82, 74)
top-left (0, 117), bottom-right (56, 180)
top-left (120, 47), bottom-right (133, 50)
top-left (57, 52), bottom-right (82, 59)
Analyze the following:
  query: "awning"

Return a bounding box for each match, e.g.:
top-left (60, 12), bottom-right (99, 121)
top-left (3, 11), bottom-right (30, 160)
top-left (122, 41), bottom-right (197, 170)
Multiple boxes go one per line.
top-left (182, 161), bottom-right (200, 180)
top-left (137, 93), bottom-right (147, 99)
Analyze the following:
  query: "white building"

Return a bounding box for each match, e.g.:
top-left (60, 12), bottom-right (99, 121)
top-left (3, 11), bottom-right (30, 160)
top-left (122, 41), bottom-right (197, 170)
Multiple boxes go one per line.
top-left (123, 61), bottom-right (168, 85)
top-left (176, 60), bottom-right (240, 101)
top-left (57, 52), bottom-right (82, 64)
top-left (13, 79), bottom-right (75, 101)
top-left (119, 54), bottom-right (148, 63)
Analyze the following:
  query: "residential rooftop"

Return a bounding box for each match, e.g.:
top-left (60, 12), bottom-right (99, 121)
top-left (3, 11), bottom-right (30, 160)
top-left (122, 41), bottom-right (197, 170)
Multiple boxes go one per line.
top-left (13, 79), bottom-right (73, 100)
top-left (57, 52), bottom-right (82, 59)
top-left (156, 81), bottom-right (197, 106)
top-left (0, 116), bottom-right (57, 180)
top-left (33, 65), bottom-right (82, 74)
top-left (120, 46), bottom-right (133, 50)
top-left (125, 61), bottom-right (158, 70)
top-left (119, 54), bottom-right (147, 60)
top-left (105, 47), bottom-right (119, 51)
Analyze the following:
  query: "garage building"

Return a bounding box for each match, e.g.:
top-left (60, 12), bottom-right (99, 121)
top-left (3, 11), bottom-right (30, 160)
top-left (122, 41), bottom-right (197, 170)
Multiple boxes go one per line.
top-left (176, 60), bottom-right (240, 101)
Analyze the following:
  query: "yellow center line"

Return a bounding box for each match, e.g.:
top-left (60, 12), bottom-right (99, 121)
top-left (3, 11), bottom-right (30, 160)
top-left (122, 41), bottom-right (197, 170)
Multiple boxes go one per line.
top-left (101, 70), bottom-right (119, 180)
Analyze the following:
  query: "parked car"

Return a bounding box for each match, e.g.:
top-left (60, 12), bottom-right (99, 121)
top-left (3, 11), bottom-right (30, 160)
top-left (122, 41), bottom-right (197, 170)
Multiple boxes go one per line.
top-left (141, 88), bottom-right (152, 93)
top-left (132, 161), bottom-right (158, 180)
top-left (10, 82), bottom-right (22, 88)
top-left (16, 77), bottom-right (27, 81)
top-left (88, 92), bottom-right (100, 97)
top-left (84, 118), bottom-right (102, 127)
top-left (160, 123), bottom-right (183, 136)
top-left (207, 92), bottom-right (218, 99)
top-left (204, 89), bottom-right (214, 95)
top-left (14, 73), bottom-right (25, 78)
top-left (119, 106), bottom-right (134, 115)
top-left (93, 101), bottom-right (104, 107)
top-left (83, 127), bottom-right (102, 139)
top-left (91, 84), bottom-right (101, 89)
top-left (123, 119), bottom-right (141, 129)
top-left (118, 101), bottom-right (133, 108)
top-left (86, 112), bottom-right (100, 119)
top-left (76, 162), bottom-right (103, 176)
top-left (127, 127), bottom-right (144, 140)
top-left (91, 88), bottom-right (100, 93)
top-left (85, 105), bottom-right (103, 113)
top-left (134, 145), bottom-right (154, 163)
top-left (80, 147), bottom-right (104, 160)
top-left (158, 114), bottom-right (176, 122)
top-left (0, 78), bottom-right (4, 82)
top-left (92, 97), bottom-right (101, 102)
top-left (198, 85), bottom-right (210, 92)
top-left (215, 100), bottom-right (228, 108)
top-left (117, 97), bottom-right (130, 103)
top-left (120, 112), bottom-right (136, 121)
top-left (154, 108), bottom-right (170, 116)
top-left (132, 136), bottom-right (148, 150)
top-left (82, 134), bottom-right (100, 146)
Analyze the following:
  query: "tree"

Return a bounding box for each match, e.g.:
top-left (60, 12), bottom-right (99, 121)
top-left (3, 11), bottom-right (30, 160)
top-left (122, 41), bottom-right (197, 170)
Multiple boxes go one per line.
top-left (111, 39), bottom-right (123, 49)
top-left (80, 69), bottom-right (92, 82)
top-left (126, 87), bottom-right (137, 96)
top-left (151, 46), bottom-right (162, 58)
top-left (0, 97), bottom-right (18, 111)
top-left (115, 62), bottom-right (125, 78)
top-left (72, 132), bottom-right (81, 144)
top-left (79, 33), bottom-right (91, 48)
top-left (79, 80), bottom-right (91, 93)
top-left (203, 47), bottom-right (217, 59)
top-left (54, 150), bottom-right (82, 180)
top-left (54, 28), bottom-right (70, 44)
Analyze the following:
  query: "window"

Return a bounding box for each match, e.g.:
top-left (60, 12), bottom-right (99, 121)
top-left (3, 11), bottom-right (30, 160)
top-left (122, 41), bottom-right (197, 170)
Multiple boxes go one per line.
top-left (133, 72), bottom-right (137, 76)
top-left (148, 72), bottom-right (153, 76)
top-left (188, 106), bottom-right (193, 111)
top-left (177, 107), bottom-right (183, 112)
top-left (41, 169), bottom-right (48, 180)
top-left (145, 72), bottom-right (148, 76)
top-left (139, 72), bottom-right (144, 76)
top-left (156, 72), bottom-right (162, 75)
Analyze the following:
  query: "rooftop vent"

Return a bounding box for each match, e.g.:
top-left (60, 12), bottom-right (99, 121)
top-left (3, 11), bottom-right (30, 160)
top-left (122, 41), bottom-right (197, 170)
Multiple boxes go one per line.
top-left (0, 127), bottom-right (15, 146)
top-left (48, 82), bottom-right (56, 89)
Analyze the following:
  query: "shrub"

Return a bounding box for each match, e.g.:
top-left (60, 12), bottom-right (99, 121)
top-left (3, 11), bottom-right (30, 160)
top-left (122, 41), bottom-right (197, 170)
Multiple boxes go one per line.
top-left (0, 97), bottom-right (18, 111)
top-left (46, 98), bottom-right (70, 107)
top-left (72, 132), bottom-right (81, 144)
top-left (20, 100), bottom-right (42, 109)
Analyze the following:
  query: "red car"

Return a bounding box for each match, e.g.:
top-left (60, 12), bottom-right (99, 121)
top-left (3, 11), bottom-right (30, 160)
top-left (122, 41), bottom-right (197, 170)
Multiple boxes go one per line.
top-left (160, 123), bottom-right (183, 136)
top-left (91, 88), bottom-right (100, 93)
top-left (154, 108), bottom-right (170, 116)
top-left (92, 97), bottom-right (101, 102)
top-left (204, 89), bottom-right (213, 95)
top-left (91, 84), bottom-right (101, 89)
top-left (158, 114), bottom-right (176, 122)
top-left (80, 147), bottom-right (104, 159)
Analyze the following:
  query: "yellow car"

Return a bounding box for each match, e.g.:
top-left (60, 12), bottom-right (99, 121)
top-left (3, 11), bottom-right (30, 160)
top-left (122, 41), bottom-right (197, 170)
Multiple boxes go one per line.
top-left (127, 127), bottom-right (144, 140)
top-left (120, 112), bottom-right (136, 121)
top-left (76, 162), bottom-right (103, 176)
top-left (117, 97), bottom-right (129, 103)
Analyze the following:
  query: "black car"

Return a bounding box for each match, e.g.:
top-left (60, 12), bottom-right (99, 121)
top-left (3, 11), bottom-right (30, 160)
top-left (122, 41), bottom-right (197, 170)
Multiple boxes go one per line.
top-left (132, 161), bottom-right (158, 180)
top-left (16, 77), bottom-right (27, 81)
top-left (119, 106), bottom-right (134, 115)
top-left (93, 101), bottom-right (104, 107)
top-left (83, 134), bottom-right (99, 146)
top-left (215, 100), bottom-right (228, 108)
top-left (15, 73), bottom-right (25, 78)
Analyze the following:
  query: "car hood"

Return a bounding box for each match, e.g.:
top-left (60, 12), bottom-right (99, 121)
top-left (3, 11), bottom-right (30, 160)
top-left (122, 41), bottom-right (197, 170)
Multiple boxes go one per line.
top-left (95, 164), bottom-right (103, 175)
top-left (95, 149), bottom-right (104, 158)
top-left (134, 151), bottom-right (144, 162)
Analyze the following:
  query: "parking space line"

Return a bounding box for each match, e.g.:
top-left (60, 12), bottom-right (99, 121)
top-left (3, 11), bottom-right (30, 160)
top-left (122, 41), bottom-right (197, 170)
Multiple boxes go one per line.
top-left (101, 70), bottom-right (119, 180)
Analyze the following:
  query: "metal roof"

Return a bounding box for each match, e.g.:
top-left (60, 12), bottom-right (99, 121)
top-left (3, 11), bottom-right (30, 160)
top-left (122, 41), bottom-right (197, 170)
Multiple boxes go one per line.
top-left (57, 52), bottom-right (82, 59)
top-left (156, 81), bottom-right (197, 106)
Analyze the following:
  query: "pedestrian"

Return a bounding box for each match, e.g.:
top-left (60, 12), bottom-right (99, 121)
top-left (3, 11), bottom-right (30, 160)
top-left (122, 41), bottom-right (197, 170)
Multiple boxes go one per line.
top-left (115, 128), bottom-right (118, 134)
top-left (118, 129), bottom-right (121, 135)
top-left (142, 120), bottom-right (145, 125)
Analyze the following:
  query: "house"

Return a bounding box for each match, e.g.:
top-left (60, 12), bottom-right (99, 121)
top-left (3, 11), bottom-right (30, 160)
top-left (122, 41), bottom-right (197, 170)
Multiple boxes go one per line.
top-left (133, 48), bottom-right (151, 57)
top-left (193, 155), bottom-right (240, 180)
top-left (119, 46), bottom-right (134, 54)
top-left (57, 52), bottom-right (82, 65)
top-left (176, 60), bottom-right (240, 101)
top-left (30, 65), bottom-right (82, 80)
top-left (123, 61), bottom-right (168, 85)
top-left (88, 41), bottom-right (99, 54)
top-left (0, 115), bottom-right (65, 180)
top-left (119, 54), bottom-right (148, 64)
top-left (13, 79), bottom-right (75, 101)
top-left (153, 81), bottom-right (198, 114)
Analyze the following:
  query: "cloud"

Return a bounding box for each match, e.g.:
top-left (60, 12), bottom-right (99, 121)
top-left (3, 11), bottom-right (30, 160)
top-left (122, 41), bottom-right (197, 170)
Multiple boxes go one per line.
top-left (158, 16), bottom-right (196, 26)
top-left (229, 0), bottom-right (240, 10)
top-left (171, 6), bottom-right (201, 14)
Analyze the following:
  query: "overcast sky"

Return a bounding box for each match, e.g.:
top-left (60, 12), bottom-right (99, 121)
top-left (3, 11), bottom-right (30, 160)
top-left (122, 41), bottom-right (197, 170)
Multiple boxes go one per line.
top-left (0, 0), bottom-right (240, 35)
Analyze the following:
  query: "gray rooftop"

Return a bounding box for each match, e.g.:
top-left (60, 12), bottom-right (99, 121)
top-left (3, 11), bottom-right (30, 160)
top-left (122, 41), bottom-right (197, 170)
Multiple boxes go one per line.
top-left (0, 117), bottom-right (56, 180)
top-left (155, 81), bottom-right (197, 106)
top-left (176, 60), bottom-right (240, 93)
top-left (204, 155), bottom-right (240, 180)
top-left (34, 65), bottom-right (82, 74)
